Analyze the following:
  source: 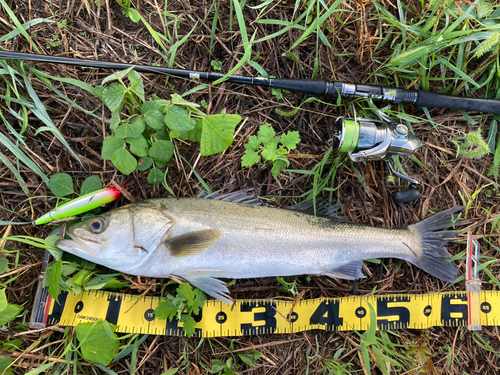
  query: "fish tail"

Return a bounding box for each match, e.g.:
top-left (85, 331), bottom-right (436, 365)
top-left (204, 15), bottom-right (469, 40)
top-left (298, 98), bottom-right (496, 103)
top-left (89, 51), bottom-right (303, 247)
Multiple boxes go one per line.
top-left (407, 206), bottom-right (464, 283)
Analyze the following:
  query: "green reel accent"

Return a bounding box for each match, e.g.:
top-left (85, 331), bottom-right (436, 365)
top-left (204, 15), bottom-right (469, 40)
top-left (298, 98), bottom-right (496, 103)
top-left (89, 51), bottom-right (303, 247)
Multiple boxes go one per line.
top-left (339, 119), bottom-right (360, 153)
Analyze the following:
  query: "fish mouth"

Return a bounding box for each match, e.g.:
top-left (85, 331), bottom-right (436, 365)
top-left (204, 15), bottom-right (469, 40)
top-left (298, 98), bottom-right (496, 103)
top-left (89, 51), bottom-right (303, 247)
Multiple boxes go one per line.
top-left (56, 231), bottom-right (103, 256)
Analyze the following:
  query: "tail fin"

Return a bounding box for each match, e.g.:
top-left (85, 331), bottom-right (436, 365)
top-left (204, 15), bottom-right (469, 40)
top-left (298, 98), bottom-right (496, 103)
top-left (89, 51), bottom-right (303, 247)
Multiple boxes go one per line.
top-left (407, 206), bottom-right (463, 283)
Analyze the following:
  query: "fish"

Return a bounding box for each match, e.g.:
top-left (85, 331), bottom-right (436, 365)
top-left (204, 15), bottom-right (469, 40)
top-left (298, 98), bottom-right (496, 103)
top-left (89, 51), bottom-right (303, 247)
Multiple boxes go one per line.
top-left (56, 191), bottom-right (462, 304)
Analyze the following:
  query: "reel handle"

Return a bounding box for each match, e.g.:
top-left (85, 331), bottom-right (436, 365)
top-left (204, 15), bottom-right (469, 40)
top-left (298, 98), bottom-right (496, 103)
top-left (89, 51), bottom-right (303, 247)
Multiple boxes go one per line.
top-left (386, 160), bottom-right (421, 203)
top-left (393, 184), bottom-right (420, 203)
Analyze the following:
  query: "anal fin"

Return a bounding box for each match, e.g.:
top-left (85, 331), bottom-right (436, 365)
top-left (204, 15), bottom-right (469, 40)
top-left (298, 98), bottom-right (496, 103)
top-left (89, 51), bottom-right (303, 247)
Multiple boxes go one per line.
top-left (323, 261), bottom-right (365, 280)
top-left (177, 269), bottom-right (238, 305)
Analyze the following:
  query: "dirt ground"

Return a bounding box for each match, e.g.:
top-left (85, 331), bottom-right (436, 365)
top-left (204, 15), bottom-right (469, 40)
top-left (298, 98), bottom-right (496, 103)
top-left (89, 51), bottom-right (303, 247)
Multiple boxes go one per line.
top-left (1, 0), bottom-right (500, 374)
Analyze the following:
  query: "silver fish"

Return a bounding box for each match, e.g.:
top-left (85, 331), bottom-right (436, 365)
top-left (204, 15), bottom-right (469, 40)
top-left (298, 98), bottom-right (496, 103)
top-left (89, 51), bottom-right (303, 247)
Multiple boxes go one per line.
top-left (56, 191), bottom-right (462, 304)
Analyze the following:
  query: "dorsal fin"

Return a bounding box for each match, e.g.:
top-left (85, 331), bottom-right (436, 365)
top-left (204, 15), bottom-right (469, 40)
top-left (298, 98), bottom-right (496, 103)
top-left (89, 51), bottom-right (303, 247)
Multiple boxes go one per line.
top-left (197, 189), bottom-right (262, 206)
top-left (289, 200), bottom-right (345, 220)
top-left (197, 189), bottom-right (345, 219)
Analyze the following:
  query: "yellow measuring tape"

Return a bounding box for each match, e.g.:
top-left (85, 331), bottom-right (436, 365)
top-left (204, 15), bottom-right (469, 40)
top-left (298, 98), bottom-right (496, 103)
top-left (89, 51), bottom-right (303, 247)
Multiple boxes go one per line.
top-left (37, 290), bottom-right (499, 337)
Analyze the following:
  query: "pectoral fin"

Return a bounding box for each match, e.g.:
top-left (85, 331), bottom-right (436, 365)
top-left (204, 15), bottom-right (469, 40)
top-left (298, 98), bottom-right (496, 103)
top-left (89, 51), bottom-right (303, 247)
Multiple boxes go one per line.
top-left (324, 261), bottom-right (365, 280)
top-left (165, 229), bottom-right (221, 257)
top-left (177, 269), bottom-right (238, 305)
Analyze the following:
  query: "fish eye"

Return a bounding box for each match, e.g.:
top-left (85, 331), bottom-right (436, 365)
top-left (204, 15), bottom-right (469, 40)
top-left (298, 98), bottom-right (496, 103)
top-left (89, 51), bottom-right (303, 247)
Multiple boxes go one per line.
top-left (89, 217), bottom-right (107, 234)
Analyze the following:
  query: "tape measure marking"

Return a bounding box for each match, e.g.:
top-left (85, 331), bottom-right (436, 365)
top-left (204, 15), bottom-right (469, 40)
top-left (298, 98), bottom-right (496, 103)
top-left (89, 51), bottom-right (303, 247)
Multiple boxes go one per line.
top-left (39, 290), bottom-right (500, 337)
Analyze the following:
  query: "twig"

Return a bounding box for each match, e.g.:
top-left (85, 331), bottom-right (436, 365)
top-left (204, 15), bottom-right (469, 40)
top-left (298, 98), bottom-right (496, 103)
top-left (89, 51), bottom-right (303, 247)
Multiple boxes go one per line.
top-left (217, 338), bottom-right (304, 355)
top-left (0, 262), bottom-right (43, 279)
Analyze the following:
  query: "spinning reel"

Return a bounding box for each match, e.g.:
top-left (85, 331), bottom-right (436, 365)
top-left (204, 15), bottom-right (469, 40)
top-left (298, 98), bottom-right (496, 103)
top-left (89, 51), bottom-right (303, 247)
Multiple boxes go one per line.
top-left (332, 116), bottom-right (423, 203)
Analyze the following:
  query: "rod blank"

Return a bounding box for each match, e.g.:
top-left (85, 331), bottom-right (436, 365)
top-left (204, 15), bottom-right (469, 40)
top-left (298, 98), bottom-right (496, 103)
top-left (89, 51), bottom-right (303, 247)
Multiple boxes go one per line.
top-left (1, 51), bottom-right (499, 114)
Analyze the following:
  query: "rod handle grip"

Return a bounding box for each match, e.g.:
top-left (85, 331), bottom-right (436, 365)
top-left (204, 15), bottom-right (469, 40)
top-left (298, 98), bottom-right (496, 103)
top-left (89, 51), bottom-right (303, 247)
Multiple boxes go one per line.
top-left (415, 90), bottom-right (500, 114)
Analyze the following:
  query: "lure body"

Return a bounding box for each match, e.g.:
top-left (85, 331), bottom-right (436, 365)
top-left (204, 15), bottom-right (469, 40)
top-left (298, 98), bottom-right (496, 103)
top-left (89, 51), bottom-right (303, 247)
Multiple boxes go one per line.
top-left (35, 187), bottom-right (123, 225)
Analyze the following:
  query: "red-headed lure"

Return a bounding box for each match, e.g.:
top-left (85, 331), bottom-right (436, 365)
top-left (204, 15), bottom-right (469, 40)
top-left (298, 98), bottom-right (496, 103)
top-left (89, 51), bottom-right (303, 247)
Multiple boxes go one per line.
top-left (34, 186), bottom-right (124, 225)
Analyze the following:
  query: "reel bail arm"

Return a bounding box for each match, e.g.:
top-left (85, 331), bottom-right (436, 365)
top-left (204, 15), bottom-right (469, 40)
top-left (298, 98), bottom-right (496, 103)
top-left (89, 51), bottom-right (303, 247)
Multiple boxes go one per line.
top-left (332, 117), bottom-right (423, 203)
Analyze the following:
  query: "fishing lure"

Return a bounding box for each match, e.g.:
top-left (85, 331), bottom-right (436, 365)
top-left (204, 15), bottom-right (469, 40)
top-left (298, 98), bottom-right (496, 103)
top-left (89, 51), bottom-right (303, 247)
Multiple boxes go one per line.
top-left (35, 186), bottom-right (124, 225)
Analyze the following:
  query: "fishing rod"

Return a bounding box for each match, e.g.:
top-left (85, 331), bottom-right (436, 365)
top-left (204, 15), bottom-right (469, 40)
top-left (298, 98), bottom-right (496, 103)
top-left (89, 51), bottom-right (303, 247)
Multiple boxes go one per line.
top-left (1, 51), bottom-right (500, 114)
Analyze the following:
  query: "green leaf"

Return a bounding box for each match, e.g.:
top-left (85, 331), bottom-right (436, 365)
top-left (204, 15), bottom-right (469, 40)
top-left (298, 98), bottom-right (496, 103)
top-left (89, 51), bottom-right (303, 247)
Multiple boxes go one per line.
top-left (80, 175), bottom-right (103, 196)
top-left (61, 262), bottom-right (79, 276)
top-left (182, 316), bottom-right (197, 338)
top-left (128, 70), bottom-right (145, 102)
top-left (0, 288), bottom-right (7, 312)
top-left (136, 157), bottom-right (153, 171)
top-left (164, 106), bottom-right (195, 132)
top-left (155, 298), bottom-right (178, 321)
top-left (170, 118), bottom-right (203, 142)
top-left (110, 111), bottom-right (121, 132)
top-left (191, 288), bottom-right (207, 315)
top-left (257, 124), bottom-right (276, 145)
top-left (0, 304), bottom-right (23, 325)
top-left (149, 140), bottom-right (174, 164)
top-left (171, 93), bottom-right (204, 115)
top-left (261, 142), bottom-right (278, 162)
top-left (477, 0), bottom-right (493, 18)
top-left (49, 173), bottom-right (74, 197)
top-left (280, 131), bottom-right (301, 150)
top-left (64, 277), bottom-right (82, 295)
top-left (155, 128), bottom-right (170, 141)
top-left (237, 350), bottom-right (262, 367)
top-left (200, 114), bottom-right (241, 156)
top-left (73, 270), bottom-right (92, 286)
top-left (47, 260), bottom-right (62, 300)
top-left (147, 168), bottom-right (164, 184)
top-left (271, 158), bottom-right (288, 179)
top-left (177, 283), bottom-right (192, 302)
top-left (160, 368), bottom-right (179, 375)
top-left (241, 149), bottom-right (261, 167)
top-left (1, 339), bottom-right (22, 351)
top-left (94, 85), bottom-right (105, 99)
top-left (142, 100), bottom-right (168, 113)
top-left (102, 82), bottom-right (125, 112)
top-left (76, 321), bottom-right (120, 366)
top-left (144, 110), bottom-right (165, 130)
top-left (127, 8), bottom-right (141, 22)
top-left (127, 135), bottom-right (149, 157)
top-left (210, 360), bottom-right (227, 373)
top-left (102, 136), bottom-right (125, 160)
top-left (0, 258), bottom-right (9, 275)
top-left (0, 356), bottom-right (14, 375)
top-left (102, 67), bottom-right (134, 85)
top-left (245, 135), bottom-right (261, 151)
top-left (111, 148), bottom-right (137, 175)
top-left (115, 116), bottom-right (146, 139)
top-left (211, 60), bottom-right (222, 70)
top-left (84, 275), bottom-right (129, 290)
top-left (24, 362), bottom-right (56, 375)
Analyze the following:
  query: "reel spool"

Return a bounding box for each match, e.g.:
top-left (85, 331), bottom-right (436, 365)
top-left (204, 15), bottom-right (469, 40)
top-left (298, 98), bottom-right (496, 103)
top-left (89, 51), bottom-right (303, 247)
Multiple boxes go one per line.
top-left (332, 117), bottom-right (423, 203)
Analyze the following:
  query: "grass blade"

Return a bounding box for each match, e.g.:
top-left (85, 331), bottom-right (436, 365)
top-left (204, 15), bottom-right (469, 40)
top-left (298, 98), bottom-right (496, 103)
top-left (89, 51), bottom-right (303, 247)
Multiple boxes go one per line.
top-left (0, 18), bottom-right (54, 42)
top-left (20, 72), bottom-right (82, 166)
top-left (0, 0), bottom-right (41, 52)
top-left (0, 151), bottom-right (29, 194)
